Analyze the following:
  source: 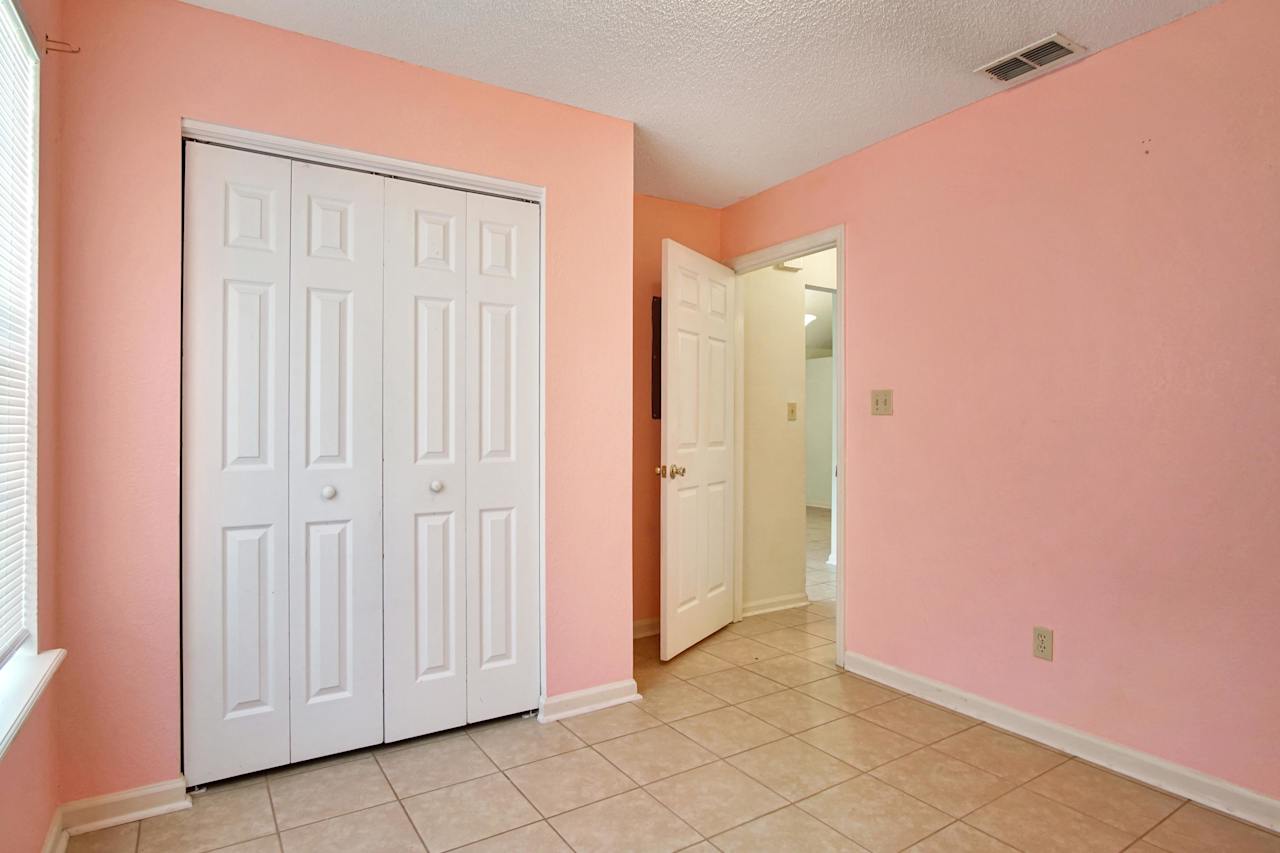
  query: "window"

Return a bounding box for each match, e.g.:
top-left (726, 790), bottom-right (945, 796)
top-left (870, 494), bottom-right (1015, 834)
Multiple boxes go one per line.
top-left (0, 0), bottom-right (39, 670)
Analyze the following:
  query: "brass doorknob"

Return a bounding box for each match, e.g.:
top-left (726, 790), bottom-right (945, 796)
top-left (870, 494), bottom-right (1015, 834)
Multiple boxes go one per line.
top-left (655, 465), bottom-right (668, 478)
top-left (670, 465), bottom-right (687, 478)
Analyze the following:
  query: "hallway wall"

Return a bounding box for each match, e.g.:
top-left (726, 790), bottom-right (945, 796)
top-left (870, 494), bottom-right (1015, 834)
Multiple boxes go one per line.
top-left (805, 356), bottom-right (834, 509)
top-left (720, 0), bottom-right (1280, 799)
top-left (740, 266), bottom-right (809, 614)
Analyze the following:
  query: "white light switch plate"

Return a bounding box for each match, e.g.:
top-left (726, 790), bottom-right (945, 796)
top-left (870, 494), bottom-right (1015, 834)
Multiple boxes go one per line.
top-left (871, 389), bottom-right (893, 416)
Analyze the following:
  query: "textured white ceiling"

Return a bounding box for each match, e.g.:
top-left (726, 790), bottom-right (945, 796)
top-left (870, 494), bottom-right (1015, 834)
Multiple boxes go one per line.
top-left (179, 0), bottom-right (1216, 207)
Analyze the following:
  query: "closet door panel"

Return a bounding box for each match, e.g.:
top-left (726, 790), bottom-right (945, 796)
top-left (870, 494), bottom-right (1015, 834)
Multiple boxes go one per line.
top-left (465, 193), bottom-right (541, 722)
top-left (288, 161), bottom-right (385, 761)
top-left (383, 178), bottom-right (469, 741)
top-left (182, 142), bottom-right (291, 785)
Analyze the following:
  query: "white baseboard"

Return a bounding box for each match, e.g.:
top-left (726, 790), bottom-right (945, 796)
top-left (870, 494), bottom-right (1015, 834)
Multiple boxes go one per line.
top-left (742, 592), bottom-right (810, 618)
top-left (844, 651), bottom-right (1280, 832)
top-left (538, 679), bottom-right (640, 723)
top-left (57, 776), bottom-right (191, 837)
top-left (633, 618), bottom-right (659, 639)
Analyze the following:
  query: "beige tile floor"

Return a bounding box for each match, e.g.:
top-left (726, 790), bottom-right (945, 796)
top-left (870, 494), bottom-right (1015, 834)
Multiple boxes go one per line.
top-left (70, 607), bottom-right (1280, 853)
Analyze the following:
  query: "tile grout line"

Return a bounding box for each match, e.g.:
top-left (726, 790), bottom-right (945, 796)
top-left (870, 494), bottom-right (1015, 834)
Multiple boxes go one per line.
top-left (368, 744), bottom-right (433, 852)
top-left (499, 753), bottom-right (572, 849)
top-left (552, 761), bottom-right (707, 847)
top-left (1122, 800), bottom-right (1190, 852)
top-left (264, 770), bottom-right (281, 839)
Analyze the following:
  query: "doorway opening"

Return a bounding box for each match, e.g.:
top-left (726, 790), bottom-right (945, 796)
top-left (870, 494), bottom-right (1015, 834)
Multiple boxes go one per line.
top-left (648, 227), bottom-right (844, 670)
top-left (735, 245), bottom-right (840, 628)
top-left (803, 285), bottom-right (838, 604)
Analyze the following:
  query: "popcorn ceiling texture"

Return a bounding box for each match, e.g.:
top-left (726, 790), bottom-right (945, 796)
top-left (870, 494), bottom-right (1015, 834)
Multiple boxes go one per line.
top-left (180, 0), bottom-right (1216, 206)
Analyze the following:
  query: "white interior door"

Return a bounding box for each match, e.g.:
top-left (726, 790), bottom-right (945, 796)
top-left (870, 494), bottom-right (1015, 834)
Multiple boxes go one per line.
top-left (288, 161), bottom-right (385, 760)
top-left (465, 192), bottom-right (541, 721)
top-left (182, 142), bottom-right (292, 785)
top-left (383, 177), bottom-right (469, 740)
top-left (661, 239), bottom-right (736, 660)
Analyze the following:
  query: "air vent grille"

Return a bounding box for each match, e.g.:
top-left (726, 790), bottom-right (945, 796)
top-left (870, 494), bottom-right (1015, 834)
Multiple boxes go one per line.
top-left (977, 33), bottom-right (1086, 85)
top-left (986, 57), bottom-right (1036, 81)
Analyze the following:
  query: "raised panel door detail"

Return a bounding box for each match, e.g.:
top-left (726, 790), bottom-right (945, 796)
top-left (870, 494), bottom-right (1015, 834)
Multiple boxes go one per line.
top-left (222, 525), bottom-right (274, 717)
top-left (415, 512), bottom-right (457, 681)
top-left (479, 221), bottom-right (516, 278)
top-left (415, 211), bottom-right (456, 271)
top-left (225, 183), bottom-right (276, 252)
top-left (676, 330), bottom-right (699, 449)
top-left (705, 336), bottom-right (727, 449)
top-left (415, 296), bottom-right (455, 463)
top-left (305, 520), bottom-right (353, 702)
top-left (479, 303), bottom-right (515, 461)
top-left (674, 487), bottom-right (699, 610)
top-left (678, 269), bottom-right (699, 307)
top-left (309, 196), bottom-right (354, 260)
top-left (706, 483), bottom-right (727, 595)
top-left (224, 280), bottom-right (275, 469)
top-left (478, 508), bottom-right (516, 668)
top-left (708, 278), bottom-right (727, 319)
top-left (307, 288), bottom-right (351, 467)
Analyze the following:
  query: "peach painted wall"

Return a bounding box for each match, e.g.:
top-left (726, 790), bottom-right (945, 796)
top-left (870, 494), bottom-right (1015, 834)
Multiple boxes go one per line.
top-left (0, 0), bottom-right (66, 848)
top-left (43, 0), bottom-right (632, 804)
top-left (721, 0), bottom-right (1280, 798)
top-left (633, 195), bottom-right (721, 622)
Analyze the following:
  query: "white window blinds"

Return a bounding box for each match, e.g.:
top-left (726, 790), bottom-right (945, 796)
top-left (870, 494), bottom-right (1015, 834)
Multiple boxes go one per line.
top-left (0, 0), bottom-right (39, 668)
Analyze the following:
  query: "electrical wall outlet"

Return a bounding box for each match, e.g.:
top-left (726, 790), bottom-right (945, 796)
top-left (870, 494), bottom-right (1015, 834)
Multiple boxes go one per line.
top-left (871, 389), bottom-right (893, 416)
top-left (1033, 626), bottom-right (1054, 661)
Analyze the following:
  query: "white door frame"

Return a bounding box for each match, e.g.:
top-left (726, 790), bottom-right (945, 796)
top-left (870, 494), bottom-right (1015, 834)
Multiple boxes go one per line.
top-left (177, 119), bottom-right (549, 748)
top-left (727, 226), bottom-right (846, 667)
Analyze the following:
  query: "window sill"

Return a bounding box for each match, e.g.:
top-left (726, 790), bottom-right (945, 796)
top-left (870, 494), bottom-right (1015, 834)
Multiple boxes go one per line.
top-left (0, 647), bottom-right (65, 760)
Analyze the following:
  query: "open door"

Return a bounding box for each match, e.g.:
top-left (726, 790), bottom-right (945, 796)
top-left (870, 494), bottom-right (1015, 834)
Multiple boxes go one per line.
top-left (660, 239), bottom-right (736, 660)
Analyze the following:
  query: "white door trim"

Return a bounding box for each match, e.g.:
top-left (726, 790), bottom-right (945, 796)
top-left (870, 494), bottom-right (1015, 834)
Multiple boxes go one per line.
top-left (178, 121), bottom-right (547, 774)
top-left (181, 119), bottom-right (545, 203)
top-left (728, 226), bottom-right (846, 667)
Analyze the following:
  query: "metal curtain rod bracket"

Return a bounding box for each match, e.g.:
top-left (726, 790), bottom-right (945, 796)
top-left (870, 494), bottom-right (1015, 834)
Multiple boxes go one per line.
top-left (45, 34), bottom-right (79, 55)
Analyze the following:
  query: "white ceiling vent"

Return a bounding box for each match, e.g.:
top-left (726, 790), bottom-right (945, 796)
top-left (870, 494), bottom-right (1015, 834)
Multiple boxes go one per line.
top-left (976, 33), bottom-right (1087, 85)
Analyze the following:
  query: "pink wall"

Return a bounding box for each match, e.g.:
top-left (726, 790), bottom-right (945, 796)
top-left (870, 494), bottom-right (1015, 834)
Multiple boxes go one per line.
top-left (0, 0), bottom-right (66, 847)
top-left (632, 195), bottom-right (721, 622)
top-left (0, 695), bottom-right (60, 853)
top-left (36, 0), bottom-right (632, 805)
top-left (722, 0), bottom-right (1280, 799)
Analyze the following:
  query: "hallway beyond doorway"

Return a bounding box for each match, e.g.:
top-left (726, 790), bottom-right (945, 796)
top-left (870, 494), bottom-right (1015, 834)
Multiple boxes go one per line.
top-left (806, 507), bottom-right (835, 603)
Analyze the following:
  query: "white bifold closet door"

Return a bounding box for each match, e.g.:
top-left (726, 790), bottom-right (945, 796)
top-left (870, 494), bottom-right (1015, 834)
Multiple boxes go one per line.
top-left (183, 143), bottom-right (292, 784)
top-left (287, 161), bottom-right (385, 761)
top-left (383, 179), bottom-right (541, 742)
top-left (382, 178), bottom-right (468, 739)
top-left (183, 140), bottom-right (540, 784)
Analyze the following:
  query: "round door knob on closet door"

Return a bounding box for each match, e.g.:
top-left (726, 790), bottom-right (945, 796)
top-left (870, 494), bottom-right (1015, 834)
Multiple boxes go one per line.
top-left (321, 485), bottom-right (337, 500)
top-left (430, 480), bottom-right (445, 493)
